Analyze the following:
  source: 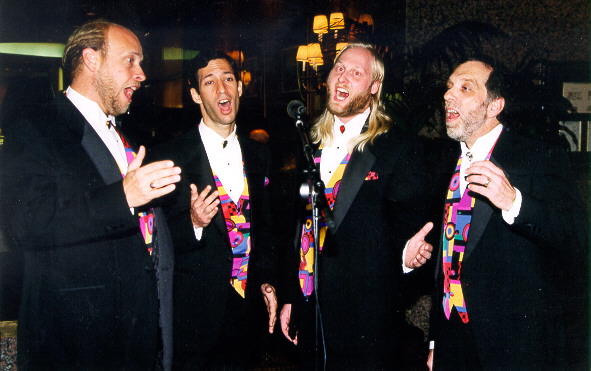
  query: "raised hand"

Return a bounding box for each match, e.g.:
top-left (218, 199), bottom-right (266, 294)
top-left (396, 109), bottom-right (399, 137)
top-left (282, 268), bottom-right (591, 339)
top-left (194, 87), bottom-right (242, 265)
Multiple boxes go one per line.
top-left (123, 146), bottom-right (181, 208)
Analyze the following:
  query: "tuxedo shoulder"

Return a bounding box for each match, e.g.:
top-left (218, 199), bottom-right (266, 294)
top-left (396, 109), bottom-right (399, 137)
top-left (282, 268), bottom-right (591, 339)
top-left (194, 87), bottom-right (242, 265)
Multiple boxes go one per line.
top-left (371, 127), bottom-right (421, 156)
top-left (148, 125), bottom-right (201, 165)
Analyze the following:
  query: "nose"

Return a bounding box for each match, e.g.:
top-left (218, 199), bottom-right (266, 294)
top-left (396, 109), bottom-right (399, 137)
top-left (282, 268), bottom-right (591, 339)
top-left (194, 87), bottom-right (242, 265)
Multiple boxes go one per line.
top-left (443, 88), bottom-right (454, 103)
top-left (134, 66), bottom-right (146, 82)
top-left (218, 79), bottom-right (227, 94)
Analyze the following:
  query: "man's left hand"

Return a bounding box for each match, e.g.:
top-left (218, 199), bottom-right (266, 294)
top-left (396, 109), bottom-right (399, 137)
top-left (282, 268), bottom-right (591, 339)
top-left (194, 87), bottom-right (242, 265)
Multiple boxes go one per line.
top-left (466, 161), bottom-right (516, 211)
top-left (404, 222), bottom-right (434, 269)
top-left (260, 283), bottom-right (277, 334)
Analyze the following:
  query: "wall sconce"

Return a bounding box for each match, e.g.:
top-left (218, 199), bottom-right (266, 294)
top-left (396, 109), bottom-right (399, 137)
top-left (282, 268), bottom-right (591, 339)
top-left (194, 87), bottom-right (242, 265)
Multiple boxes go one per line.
top-left (240, 70), bottom-right (252, 86)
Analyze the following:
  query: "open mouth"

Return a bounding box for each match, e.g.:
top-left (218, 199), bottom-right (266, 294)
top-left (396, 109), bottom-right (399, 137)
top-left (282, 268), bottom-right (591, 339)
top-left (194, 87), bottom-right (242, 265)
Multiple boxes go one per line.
top-left (124, 86), bottom-right (138, 102)
top-left (335, 87), bottom-right (349, 101)
top-left (446, 108), bottom-right (459, 122)
top-left (218, 98), bottom-right (232, 114)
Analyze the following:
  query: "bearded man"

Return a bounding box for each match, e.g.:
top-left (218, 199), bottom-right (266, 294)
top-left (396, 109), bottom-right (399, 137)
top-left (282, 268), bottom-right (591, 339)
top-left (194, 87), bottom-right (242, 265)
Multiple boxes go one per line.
top-left (279, 43), bottom-right (434, 369)
top-left (0, 19), bottom-right (181, 370)
top-left (426, 57), bottom-right (586, 370)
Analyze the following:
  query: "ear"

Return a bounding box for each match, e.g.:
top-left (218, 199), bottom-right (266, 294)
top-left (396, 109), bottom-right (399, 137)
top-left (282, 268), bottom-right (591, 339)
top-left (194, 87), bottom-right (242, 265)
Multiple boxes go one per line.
top-left (370, 80), bottom-right (381, 95)
top-left (487, 97), bottom-right (505, 118)
top-left (237, 80), bottom-right (243, 98)
top-left (81, 48), bottom-right (100, 73)
top-left (190, 87), bottom-right (202, 104)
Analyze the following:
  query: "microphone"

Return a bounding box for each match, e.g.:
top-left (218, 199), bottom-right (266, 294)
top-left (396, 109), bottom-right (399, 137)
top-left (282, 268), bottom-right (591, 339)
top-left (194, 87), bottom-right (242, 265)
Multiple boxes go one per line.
top-left (287, 100), bottom-right (307, 119)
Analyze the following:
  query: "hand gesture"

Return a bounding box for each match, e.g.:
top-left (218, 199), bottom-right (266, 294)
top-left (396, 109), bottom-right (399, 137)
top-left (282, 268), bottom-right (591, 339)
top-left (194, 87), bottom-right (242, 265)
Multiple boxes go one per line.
top-left (466, 161), bottom-right (516, 211)
top-left (404, 222), bottom-right (434, 269)
top-left (280, 303), bottom-right (297, 344)
top-left (123, 146), bottom-right (181, 208)
top-left (260, 283), bottom-right (277, 334)
top-left (190, 184), bottom-right (220, 228)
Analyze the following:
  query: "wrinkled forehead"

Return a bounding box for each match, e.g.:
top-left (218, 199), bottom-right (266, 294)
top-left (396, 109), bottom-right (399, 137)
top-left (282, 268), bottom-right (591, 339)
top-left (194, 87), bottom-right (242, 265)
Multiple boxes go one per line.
top-left (450, 61), bottom-right (491, 85)
top-left (198, 58), bottom-right (234, 81)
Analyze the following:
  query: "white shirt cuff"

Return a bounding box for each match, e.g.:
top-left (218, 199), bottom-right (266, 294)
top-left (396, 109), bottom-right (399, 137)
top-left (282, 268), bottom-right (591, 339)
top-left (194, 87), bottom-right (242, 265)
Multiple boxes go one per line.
top-left (402, 240), bottom-right (413, 274)
top-left (502, 187), bottom-right (522, 225)
top-left (194, 226), bottom-right (203, 240)
top-left (429, 340), bottom-right (435, 350)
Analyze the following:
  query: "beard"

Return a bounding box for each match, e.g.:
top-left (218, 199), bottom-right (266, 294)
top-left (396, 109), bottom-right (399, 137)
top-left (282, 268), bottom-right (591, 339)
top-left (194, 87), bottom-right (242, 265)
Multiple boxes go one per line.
top-left (446, 101), bottom-right (488, 143)
top-left (327, 89), bottom-right (373, 118)
top-left (94, 70), bottom-right (128, 116)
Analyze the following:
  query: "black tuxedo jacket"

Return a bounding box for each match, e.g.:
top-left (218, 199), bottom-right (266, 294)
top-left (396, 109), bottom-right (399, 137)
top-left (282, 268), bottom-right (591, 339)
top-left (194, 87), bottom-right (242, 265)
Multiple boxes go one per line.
top-left (150, 125), bottom-right (277, 354)
top-left (285, 127), bottom-right (429, 356)
top-left (0, 94), bottom-right (172, 369)
top-left (430, 129), bottom-right (587, 369)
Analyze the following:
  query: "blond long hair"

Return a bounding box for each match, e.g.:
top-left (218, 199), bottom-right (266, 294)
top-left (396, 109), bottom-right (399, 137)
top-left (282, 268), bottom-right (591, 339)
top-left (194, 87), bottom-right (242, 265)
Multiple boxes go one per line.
top-left (310, 43), bottom-right (392, 152)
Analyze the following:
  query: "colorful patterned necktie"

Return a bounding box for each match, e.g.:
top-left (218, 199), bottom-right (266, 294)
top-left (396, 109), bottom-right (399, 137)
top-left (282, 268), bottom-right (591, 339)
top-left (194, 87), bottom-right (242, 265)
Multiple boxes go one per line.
top-left (110, 122), bottom-right (155, 254)
top-left (299, 148), bottom-right (350, 298)
top-left (213, 167), bottom-right (252, 298)
top-left (441, 144), bottom-right (496, 323)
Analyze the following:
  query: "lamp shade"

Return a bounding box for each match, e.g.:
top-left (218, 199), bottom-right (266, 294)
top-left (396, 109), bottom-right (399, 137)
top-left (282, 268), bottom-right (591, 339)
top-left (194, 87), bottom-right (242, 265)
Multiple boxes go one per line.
top-left (296, 45), bottom-right (309, 62)
top-left (336, 43), bottom-right (349, 57)
top-left (329, 12), bottom-right (345, 30)
top-left (241, 70), bottom-right (252, 85)
top-left (357, 14), bottom-right (374, 26)
top-left (306, 43), bottom-right (323, 60)
top-left (313, 15), bottom-right (328, 34)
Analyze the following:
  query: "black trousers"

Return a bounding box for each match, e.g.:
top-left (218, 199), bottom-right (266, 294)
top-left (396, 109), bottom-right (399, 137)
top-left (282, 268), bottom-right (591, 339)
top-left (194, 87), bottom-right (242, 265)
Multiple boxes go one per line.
top-left (175, 288), bottom-right (258, 371)
top-left (433, 307), bottom-right (481, 371)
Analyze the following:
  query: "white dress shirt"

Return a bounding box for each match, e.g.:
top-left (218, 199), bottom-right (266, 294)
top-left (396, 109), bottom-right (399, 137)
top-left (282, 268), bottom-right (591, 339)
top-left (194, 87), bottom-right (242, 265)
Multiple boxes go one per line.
top-left (319, 108), bottom-right (370, 184)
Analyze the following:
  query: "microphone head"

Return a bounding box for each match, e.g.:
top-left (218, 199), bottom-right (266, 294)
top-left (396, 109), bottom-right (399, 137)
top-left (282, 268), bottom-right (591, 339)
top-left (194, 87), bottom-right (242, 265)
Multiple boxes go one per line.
top-left (287, 100), bottom-right (306, 119)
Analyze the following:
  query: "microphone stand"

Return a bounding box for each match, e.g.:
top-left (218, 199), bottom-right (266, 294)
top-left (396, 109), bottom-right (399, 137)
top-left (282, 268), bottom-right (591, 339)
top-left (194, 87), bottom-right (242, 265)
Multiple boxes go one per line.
top-left (293, 115), bottom-right (334, 370)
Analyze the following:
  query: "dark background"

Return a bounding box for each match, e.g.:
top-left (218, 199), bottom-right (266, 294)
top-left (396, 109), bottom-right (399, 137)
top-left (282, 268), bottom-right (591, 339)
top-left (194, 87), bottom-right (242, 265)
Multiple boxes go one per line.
top-left (0, 0), bottom-right (589, 368)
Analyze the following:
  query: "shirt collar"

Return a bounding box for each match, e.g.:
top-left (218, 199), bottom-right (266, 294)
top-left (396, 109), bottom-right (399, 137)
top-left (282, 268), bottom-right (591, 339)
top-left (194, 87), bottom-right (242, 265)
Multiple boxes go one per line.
top-left (461, 124), bottom-right (503, 161)
top-left (198, 120), bottom-right (238, 149)
top-left (66, 86), bottom-right (115, 128)
top-left (333, 107), bottom-right (370, 138)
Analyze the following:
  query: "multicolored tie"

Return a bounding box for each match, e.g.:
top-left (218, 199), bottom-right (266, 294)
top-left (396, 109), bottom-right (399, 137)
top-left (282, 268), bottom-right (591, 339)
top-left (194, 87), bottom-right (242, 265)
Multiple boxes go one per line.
top-left (441, 144), bottom-right (497, 323)
top-left (111, 123), bottom-right (155, 254)
top-left (213, 167), bottom-right (252, 298)
top-left (299, 148), bottom-right (350, 298)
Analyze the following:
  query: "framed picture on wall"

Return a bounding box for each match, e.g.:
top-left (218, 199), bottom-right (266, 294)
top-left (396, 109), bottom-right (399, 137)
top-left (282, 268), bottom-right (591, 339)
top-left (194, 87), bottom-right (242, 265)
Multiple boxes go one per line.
top-left (563, 83), bottom-right (591, 114)
top-left (559, 120), bottom-right (582, 151)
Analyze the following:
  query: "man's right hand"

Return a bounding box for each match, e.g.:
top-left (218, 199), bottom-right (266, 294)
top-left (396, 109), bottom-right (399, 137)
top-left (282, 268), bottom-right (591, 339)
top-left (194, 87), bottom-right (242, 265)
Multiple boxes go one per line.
top-left (427, 349), bottom-right (434, 370)
top-left (190, 184), bottom-right (220, 228)
top-left (280, 304), bottom-right (298, 345)
top-left (123, 146), bottom-right (181, 208)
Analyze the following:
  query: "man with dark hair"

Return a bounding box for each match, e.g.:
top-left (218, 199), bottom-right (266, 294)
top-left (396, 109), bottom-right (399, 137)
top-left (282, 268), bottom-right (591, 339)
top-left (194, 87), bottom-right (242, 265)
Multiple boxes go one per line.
top-left (150, 51), bottom-right (278, 369)
top-left (279, 43), bottom-right (433, 369)
top-left (426, 57), bottom-right (586, 369)
top-left (0, 19), bottom-right (181, 369)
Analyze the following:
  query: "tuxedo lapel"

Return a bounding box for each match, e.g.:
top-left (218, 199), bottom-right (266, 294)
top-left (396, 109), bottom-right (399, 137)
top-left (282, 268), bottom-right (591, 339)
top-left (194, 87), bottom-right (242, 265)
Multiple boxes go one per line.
top-left (53, 94), bottom-right (121, 185)
top-left (331, 147), bottom-right (376, 233)
top-left (464, 133), bottom-right (510, 261)
top-left (192, 130), bottom-right (227, 236)
top-left (81, 122), bottom-right (124, 185)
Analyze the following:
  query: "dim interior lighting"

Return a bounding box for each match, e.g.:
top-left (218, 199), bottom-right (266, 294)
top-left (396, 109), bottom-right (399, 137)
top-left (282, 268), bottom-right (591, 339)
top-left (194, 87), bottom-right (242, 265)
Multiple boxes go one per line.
top-left (357, 14), bottom-right (374, 26)
top-left (336, 42), bottom-right (349, 56)
top-left (0, 43), bottom-right (65, 58)
top-left (228, 50), bottom-right (244, 64)
top-left (240, 70), bottom-right (252, 85)
top-left (162, 48), bottom-right (200, 61)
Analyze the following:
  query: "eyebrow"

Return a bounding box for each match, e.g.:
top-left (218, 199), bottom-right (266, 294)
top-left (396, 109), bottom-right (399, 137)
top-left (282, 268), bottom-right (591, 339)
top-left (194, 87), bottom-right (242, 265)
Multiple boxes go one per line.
top-left (200, 70), bottom-right (234, 81)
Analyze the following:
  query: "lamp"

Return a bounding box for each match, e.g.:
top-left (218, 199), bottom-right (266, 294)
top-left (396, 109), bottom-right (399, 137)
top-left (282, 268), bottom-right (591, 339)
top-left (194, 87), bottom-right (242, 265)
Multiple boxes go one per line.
top-left (329, 12), bottom-right (345, 38)
top-left (313, 15), bottom-right (329, 42)
top-left (306, 43), bottom-right (323, 71)
top-left (240, 70), bottom-right (252, 86)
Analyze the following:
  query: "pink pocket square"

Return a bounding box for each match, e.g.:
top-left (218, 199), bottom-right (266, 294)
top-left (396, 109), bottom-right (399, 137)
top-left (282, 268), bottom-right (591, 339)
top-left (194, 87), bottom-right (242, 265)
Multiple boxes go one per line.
top-left (365, 171), bottom-right (378, 180)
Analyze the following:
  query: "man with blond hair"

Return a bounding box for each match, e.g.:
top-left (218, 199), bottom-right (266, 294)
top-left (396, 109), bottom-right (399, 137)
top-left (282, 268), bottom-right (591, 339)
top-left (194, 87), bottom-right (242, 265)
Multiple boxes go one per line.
top-left (280, 43), bottom-right (433, 369)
